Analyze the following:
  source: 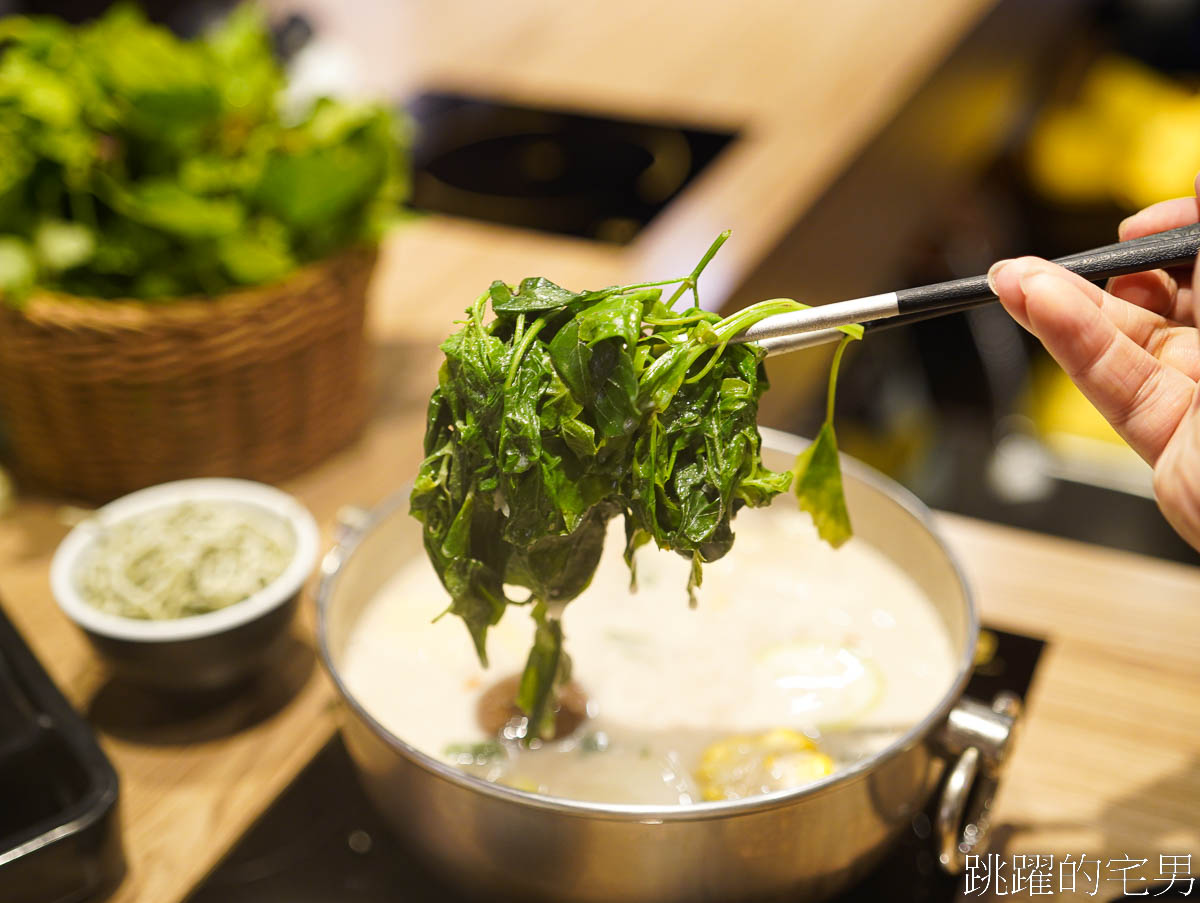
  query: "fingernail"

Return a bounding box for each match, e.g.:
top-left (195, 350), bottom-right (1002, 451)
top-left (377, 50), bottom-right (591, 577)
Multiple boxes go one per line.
top-left (986, 259), bottom-right (1012, 295)
top-left (1017, 269), bottom-right (1058, 297)
top-left (1117, 216), bottom-right (1134, 241)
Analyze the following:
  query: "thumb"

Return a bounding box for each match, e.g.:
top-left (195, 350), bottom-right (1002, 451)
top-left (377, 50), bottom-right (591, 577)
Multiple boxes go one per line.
top-left (1193, 171), bottom-right (1200, 330)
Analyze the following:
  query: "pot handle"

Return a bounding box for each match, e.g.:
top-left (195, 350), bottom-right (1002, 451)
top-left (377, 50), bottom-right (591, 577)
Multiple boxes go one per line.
top-left (334, 505), bottom-right (372, 544)
top-left (934, 691), bottom-right (1022, 873)
top-left (319, 505), bottom-right (373, 578)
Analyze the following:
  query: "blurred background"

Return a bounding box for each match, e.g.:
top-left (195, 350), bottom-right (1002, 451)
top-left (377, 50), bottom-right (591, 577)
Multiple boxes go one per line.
top-left (4, 0), bottom-right (1200, 564)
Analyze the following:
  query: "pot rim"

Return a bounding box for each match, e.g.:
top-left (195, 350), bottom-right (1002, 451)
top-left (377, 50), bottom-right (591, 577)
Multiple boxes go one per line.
top-left (316, 427), bottom-right (979, 822)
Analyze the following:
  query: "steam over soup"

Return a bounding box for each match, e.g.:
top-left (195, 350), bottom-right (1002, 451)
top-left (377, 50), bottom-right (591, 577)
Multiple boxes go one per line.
top-left (341, 503), bottom-right (956, 805)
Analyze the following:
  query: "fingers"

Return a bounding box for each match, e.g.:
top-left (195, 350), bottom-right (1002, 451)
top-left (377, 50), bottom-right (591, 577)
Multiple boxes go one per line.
top-left (1118, 195), bottom-right (1200, 241)
top-left (988, 259), bottom-right (1196, 464)
top-left (991, 259), bottom-right (1199, 377)
top-left (1153, 395), bottom-right (1200, 552)
top-left (1194, 236), bottom-right (1200, 333)
top-left (1106, 269), bottom-right (1195, 324)
top-left (1108, 176), bottom-right (1200, 324)
top-left (1149, 328), bottom-right (1200, 381)
top-left (991, 256), bottom-right (1172, 348)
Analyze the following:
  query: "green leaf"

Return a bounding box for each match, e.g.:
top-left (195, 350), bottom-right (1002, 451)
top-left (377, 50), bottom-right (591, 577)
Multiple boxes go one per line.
top-left (547, 292), bottom-right (643, 439)
top-left (0, 236), bottom-right (36, 297)
top-left (0, 56), bottom-right (79, 127)
top-left (505, 504), bottom-right (613, 603)
top-left (121, 180), bottom-right (244, 239)
top-left (87, 6), bottom-right (220, 136)
top-left (491, 276), bottom-right (582, 313)
top-left (791, 332), bottom-right (856, 546)
top-left (622, 523), bottom-right (652, 590)
top-left (792, 422), bottom-right (852, 547)
top-left (254, 113), bottom-right (390, 231)
top-left (560, 417), bottom-right (597, 458)
top-left (203, 3), bottom-right (281, 118)
top-left (489, 276), bottom-right (628, 314)
top-left (0, 119), bottom-right (32, 219)
top-left (217, 222), bottom-right (295, 285)
top-left (0, 6), bottom-right (407, 299)
top-left (34, 219), bottom-right (94, 271)
top-left (410, 233), bottom-right (864, 741)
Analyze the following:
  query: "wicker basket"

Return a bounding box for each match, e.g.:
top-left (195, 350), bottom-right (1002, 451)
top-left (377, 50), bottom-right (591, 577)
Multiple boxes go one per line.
top-left (0, 246), bottom-right (377, 501)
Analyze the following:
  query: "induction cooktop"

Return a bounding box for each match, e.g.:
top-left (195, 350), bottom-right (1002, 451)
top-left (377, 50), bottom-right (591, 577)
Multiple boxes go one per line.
top-left (182, 628), bottom-right (1153, 903)
top-left (405, 92), bottom-right (737, 244)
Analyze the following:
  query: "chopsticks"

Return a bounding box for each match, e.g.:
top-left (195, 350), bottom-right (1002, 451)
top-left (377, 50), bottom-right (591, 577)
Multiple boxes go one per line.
top-left (732, 222), bottom-right (1200, 356)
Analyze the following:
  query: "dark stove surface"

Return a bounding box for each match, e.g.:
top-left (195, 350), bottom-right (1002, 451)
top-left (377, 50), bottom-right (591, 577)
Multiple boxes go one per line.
top-left (406, 92), bottom-right (737, 244)
top-left (188, 629), bottom-right (1049, 903)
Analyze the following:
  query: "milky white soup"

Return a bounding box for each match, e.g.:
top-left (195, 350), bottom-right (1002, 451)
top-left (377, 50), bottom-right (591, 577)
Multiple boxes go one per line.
top-left (341, 503), bottom-right (957, 806)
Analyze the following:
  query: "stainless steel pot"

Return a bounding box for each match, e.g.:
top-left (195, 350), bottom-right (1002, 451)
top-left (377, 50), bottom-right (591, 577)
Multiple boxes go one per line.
top-left (316, 428), bottom-right (1019, 902)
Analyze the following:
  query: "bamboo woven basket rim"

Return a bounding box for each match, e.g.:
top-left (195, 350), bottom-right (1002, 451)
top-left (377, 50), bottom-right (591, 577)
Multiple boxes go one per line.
top-left (3, 244), bottom-right (375, 336)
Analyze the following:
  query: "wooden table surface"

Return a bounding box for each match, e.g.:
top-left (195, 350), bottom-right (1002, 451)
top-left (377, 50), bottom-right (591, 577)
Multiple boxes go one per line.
top-left (1, 1), bottom-right (1197, 901)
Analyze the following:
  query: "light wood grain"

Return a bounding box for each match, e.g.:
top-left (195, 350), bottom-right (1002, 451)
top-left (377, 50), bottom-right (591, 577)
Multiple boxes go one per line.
top-left (1, 2), bottom-right (1196, 902)
top-left (274, 0), bottom-right (996, 322)
top-left (935, 514), bottom-right (1200, 901)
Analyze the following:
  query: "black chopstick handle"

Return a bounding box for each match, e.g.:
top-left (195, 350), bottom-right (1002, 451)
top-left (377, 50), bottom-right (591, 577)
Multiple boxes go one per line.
top-left (864, 297), bottom-right (990, 335)
top-left (892, 222), bottom-right (1200, 320)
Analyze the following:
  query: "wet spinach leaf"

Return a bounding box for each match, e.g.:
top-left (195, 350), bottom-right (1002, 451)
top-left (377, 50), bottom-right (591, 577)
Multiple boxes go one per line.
top-left (411, 233), bottom-right (861, 739)
top-left (792, 336), bottom-right (855, 547)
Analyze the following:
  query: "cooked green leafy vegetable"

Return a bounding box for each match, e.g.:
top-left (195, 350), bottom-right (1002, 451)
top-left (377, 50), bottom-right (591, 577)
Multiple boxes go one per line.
top-left (443, 740), bottom-right (506, 766)
top-left (792, 335), bottom-right (855, 547)
top-left (0, 5), bottom-right (407, 302)
top-left (411, 233), bottom-right (861, 739)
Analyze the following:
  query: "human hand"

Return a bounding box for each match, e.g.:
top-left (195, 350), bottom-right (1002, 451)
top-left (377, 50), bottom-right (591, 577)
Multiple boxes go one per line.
top-left (987, 174), bottom-right (1200, 552)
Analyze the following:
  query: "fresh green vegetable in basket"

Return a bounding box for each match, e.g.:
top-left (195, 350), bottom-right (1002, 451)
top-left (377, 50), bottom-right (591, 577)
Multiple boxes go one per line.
top-left (411, 232), bottom-right (861, 739)
top-left (0, 4), bottom-right (408, 302)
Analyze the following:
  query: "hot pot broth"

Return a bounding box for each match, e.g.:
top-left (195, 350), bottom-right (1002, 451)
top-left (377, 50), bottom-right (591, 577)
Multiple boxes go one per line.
top-left (341, 501), bottom-right (956, 806)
